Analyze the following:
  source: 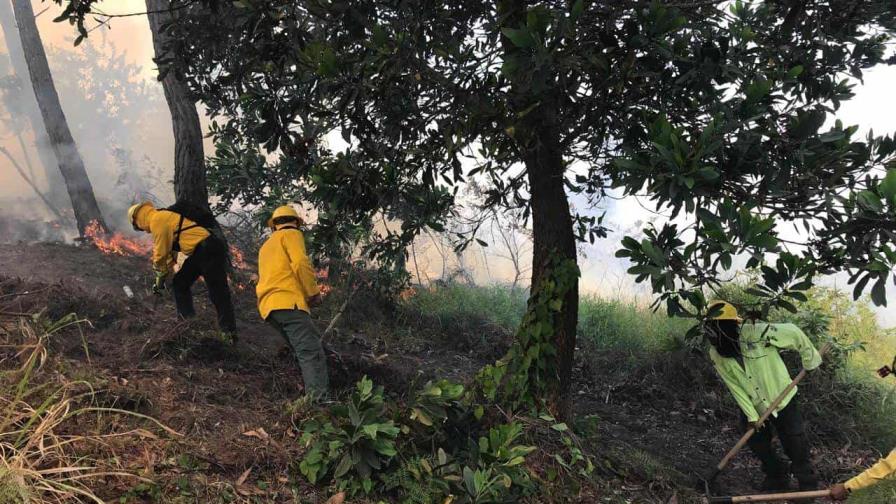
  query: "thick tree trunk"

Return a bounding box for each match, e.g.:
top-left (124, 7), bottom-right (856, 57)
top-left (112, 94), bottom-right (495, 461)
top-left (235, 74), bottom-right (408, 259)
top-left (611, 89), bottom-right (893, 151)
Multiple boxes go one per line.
top-left (0, 0), bottom-right (69, 207)
top-left (11, 0), bottom-right (106, 235)
top-left (524, 130), bottom-right (579, 417)
top-left (145, 0), bottom-right (209, 209)
top-left (498, 0), bottom-right (579, 417)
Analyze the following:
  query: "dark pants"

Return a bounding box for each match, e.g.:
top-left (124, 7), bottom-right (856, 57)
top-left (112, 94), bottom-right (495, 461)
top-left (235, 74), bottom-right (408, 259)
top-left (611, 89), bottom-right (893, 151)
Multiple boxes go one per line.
top-left (743, 399), bottom-right (817, 486)
top-left (267, 309), bottom-right (329, 397)
top-left (172, 237), bottom-right (236, 333)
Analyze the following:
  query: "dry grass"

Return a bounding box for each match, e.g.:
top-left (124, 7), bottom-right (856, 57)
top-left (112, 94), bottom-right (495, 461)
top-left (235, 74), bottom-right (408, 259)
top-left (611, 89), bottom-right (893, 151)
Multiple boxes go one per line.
top-left (0, 314), bottom-right (176, 503)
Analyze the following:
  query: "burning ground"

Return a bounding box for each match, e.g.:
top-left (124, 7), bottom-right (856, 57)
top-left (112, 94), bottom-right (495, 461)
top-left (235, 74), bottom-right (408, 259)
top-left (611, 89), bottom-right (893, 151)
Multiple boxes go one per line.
top-left (0, 242), bottom-right (891, 502)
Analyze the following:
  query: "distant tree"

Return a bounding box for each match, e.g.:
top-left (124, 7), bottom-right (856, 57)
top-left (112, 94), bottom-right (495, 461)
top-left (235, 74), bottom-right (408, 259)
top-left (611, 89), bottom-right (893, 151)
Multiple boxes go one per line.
top-left (11, 0), bottom-right (106, 235)
top-left (0, 0), bottom-right (68, 205)
top-left (54, 0), bottom-right (896, 415)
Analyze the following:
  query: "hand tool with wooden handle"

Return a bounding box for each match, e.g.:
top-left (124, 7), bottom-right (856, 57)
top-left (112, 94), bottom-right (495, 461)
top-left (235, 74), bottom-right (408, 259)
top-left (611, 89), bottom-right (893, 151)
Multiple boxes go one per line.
top-left (708, 488), bottom-right (831, 503)
top-left (702, 342), bottom-right (831, 486)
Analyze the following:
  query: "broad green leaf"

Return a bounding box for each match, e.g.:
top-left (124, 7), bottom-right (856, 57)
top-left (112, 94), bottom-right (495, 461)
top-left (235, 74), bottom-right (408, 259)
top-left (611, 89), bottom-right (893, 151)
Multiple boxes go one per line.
top-left (501, 27), bottom-right (534, 48)
top-left (880, 169), bottom-right (896, 204)
top-left (857, 190), bottom-right (884, 212)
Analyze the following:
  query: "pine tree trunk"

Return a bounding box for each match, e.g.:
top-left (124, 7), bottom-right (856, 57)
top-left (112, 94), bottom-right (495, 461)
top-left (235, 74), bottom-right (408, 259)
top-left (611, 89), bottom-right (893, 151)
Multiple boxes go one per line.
top-left (11, 0), bottom-right (106, 235)
top-left (145, 0), bottom-right (209, 210)
top-left (0, 0), bottom-right (69, 208)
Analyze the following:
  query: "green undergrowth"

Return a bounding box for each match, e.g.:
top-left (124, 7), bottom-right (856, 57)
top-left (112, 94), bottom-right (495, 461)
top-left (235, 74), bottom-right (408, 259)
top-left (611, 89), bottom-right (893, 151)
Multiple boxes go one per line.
top-left (295, 376), bottom-right (595, 502)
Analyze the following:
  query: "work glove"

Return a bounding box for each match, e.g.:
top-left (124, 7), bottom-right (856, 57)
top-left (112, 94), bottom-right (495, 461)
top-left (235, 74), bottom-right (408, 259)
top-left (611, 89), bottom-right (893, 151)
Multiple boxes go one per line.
top-left (152, 271), bottom-right (168, 296)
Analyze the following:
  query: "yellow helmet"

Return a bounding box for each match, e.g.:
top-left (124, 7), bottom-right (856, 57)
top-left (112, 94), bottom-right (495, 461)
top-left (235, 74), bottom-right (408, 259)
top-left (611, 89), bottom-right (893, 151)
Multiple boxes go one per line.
top-left (127, 201), bottom-right (154, 231)
top-left (707, 301), bottom-right (742, 322)
top-left (267, 205), bottom-right (302, 229)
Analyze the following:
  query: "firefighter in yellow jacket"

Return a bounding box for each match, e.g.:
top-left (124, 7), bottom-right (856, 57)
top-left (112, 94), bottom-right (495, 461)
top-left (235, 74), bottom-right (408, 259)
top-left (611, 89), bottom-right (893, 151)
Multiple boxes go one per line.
top-left (128, 201), bottom-right (236, 336)
top-left (830, 355), bottom-right (896, 500)
top-left (256, 205), bottom-right (328, 397)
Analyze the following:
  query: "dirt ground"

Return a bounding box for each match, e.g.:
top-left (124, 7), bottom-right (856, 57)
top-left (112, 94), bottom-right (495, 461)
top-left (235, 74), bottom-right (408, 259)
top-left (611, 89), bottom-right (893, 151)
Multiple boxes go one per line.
top-left (0, 242), bottom-right (883, 502)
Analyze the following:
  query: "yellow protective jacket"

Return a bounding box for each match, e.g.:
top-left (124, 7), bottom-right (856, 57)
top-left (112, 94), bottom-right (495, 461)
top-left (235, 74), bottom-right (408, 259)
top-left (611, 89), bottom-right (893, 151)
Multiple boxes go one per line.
top-left (845, 449), bottom-right (896, 492)
top-left (256, 226), bottom-right (320, 319)
top-left (133, 206), bottom-right (210, 275)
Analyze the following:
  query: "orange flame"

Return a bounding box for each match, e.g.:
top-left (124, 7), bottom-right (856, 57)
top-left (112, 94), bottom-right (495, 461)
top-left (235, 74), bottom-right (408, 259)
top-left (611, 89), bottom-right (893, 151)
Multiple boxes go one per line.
top-left (84, 220), bottom-right (151, 256)
top-left (230, 245), bottom-right (248, 270)
top-left (316, 268), bottom-right (332, 297)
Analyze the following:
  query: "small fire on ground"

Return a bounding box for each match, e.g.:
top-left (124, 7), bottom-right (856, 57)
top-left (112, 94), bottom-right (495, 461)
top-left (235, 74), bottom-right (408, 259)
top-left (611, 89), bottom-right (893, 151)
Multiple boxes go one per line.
top-left (230, 245), bottom-right (248, 270)
top-left (84, 220), bottom-right (151, 256)
top-left (317, 268), bottom-right (332, 296)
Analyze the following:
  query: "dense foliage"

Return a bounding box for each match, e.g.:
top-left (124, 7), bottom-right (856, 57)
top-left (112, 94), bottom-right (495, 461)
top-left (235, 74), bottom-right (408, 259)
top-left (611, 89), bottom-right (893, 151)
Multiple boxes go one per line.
top-left (52, 0), bottom-right (896, 408)
top-left (294, 375), bottom-right (590, 502)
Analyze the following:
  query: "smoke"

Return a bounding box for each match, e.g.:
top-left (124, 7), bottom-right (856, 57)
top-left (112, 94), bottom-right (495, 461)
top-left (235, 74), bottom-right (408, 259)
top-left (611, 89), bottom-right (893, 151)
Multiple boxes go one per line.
top-left (0, 2), bottom-right (174, 240)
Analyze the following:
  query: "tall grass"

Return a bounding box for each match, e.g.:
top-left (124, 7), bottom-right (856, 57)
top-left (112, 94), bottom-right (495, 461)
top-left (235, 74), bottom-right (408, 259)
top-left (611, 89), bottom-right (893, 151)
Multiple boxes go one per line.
top-left (578, 295), bottom-right (692, 352)
top-left (0, 314), bottom-right (176, 502)
top-left (401, 283), bottom-right (690, 352)
top-left (402, 283), bottom-right (527, 333)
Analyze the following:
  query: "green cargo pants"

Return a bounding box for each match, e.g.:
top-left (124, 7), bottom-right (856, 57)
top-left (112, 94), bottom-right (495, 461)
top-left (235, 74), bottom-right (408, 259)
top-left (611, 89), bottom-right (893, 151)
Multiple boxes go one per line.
top-left (267, 309), bottom-right (329, 398)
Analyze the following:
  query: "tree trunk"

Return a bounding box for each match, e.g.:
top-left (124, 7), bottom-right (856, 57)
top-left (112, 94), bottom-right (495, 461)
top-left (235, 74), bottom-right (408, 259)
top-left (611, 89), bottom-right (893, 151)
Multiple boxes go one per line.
top-left (498, 0), bottom-right (579, 417)
top-left (145, 0), bottom-right (210, 209)
top-left (0, 0), bottom-right (69, 207)
top-left (524, 132), bottom-right (579, 417)
top-left (11, 0), bottom-right (106, 235)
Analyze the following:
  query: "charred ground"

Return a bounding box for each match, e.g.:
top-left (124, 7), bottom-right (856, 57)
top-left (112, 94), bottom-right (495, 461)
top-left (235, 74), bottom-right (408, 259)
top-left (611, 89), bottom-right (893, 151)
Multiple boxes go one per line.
top-left (0, 242), bottom-right (890, 502)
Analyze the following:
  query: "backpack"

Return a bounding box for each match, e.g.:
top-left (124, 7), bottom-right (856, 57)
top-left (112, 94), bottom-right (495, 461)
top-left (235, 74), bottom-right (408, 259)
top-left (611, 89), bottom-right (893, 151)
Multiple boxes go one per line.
top-left (163, 201), bottom-right (231, 267)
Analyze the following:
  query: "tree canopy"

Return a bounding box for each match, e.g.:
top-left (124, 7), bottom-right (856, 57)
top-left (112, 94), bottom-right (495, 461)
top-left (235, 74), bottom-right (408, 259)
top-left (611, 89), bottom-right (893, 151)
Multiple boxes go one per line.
top-left (54, 0), bottom-right (896, 411)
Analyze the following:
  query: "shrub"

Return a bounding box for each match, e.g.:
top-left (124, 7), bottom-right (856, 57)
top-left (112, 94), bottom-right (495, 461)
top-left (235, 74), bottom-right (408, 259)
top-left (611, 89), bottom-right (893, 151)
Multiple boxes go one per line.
top-left (297, 377), bottom-right (401, 495)
top-left (296, 376), bottom-right (565, 502)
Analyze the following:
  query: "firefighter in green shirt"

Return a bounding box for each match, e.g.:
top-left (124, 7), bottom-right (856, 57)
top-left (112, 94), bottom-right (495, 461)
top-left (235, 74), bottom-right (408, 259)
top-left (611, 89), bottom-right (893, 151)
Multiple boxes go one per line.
top-left (705, 301), bottom-right (823, 492)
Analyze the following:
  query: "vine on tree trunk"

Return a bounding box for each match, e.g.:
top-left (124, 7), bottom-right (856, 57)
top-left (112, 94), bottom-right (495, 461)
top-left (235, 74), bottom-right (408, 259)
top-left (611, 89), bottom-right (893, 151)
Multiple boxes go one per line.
top-left (473, 252), bottom-right (579, 415)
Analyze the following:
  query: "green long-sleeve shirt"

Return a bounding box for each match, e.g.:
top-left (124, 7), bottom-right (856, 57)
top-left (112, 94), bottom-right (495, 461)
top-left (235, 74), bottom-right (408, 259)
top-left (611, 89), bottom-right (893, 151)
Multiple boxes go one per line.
top-left (708, 322), bottom-right (822, 422)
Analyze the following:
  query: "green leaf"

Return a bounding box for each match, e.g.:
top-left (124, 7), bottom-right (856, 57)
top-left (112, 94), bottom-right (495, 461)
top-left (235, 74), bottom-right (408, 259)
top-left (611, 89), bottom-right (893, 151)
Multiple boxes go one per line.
top-left (857, 190), bottom-right (884, 212)
top-left (880, 169), bottom-right (896, 204)
top-left (853, 274), bottom-right (871, 300)
top-left (358, 376), bottom-right (373, 397)
top-left (463, 466), bottom-right (477, 495)
top-left (720, 253), bottom-right (732, 270)
top-left (501, 27), bottom-right (534, 48)
top-left (786, 65), bottom-right (804, 79)
top-left (362, 424), bottom-right (380, 439)
top-left (334, 454), bottom-right (353, 478)
top-left (551, 422), bottom-right (569, 432)
top-left (871, 277), bottom-right (888, 307)
top-left (506, 456), bottom-right (526, 466)
top-left (571, 0), bottom-right (584, 21)
top-left (819, 130), bottom-right (845, 143)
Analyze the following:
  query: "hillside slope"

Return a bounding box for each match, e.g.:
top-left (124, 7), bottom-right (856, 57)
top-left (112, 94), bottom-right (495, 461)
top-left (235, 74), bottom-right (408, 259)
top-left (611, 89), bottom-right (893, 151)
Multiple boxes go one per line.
top-left (0, 242), bottom-right (888, 502)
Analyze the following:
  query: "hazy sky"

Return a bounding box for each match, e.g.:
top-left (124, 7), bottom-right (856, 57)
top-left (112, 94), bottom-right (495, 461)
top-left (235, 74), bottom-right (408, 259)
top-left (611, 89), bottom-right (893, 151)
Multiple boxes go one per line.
top-left (4, 1), bottom-right (896, 324)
